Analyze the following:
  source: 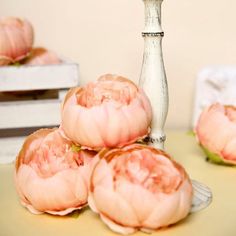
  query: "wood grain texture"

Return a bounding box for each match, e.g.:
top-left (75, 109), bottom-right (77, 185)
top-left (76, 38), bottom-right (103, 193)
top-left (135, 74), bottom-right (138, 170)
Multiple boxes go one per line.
top-left (139, 0), bottom-right (168, 149)
top-left (0, 63), bottom-right (79, 92)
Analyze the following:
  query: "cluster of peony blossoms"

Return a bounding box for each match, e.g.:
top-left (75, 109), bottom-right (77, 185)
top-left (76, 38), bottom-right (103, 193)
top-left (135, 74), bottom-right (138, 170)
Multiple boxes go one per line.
top-left (196, 103), bottom-right (236, 165)
top-left (15, 74), bottom-right (193, 234)
top-left (0, 17), bottom-right (60, 66)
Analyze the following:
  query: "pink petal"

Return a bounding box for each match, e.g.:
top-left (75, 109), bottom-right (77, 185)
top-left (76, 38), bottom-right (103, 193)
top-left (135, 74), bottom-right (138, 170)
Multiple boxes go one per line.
top-left (25, 48), bottom-right (60, 65)
top-left (20, 201), bottom-right (43, 215)
top-left (100, 213), bottom-right (136, 235)
top-left (221, 138), bottom-right (236, 164)
top-left (88, 195), bottom-right (99, 213)
top-left (0, 55), bottom-right (12, 65)
top-left (115, 179), bottom-right (157, 223)
top-left (92, 186), bottom-right (139, 226)
top-left (143, 179), bottom-right (192, 228)
top-left (46, 205), bottom-right (85, 216)
top-left (91, 159), bottom-right (115, 191)
top-left (16, 165), bottom-right (87, 213)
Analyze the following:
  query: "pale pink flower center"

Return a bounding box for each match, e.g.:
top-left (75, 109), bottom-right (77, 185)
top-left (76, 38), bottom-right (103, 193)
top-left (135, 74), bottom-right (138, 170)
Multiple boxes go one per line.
top-left (77, 81), bottom-right (138, 108)
top-left (112, 150), bottom-right (182, 194)
top-left (28, 132), bottom-right (83, 178)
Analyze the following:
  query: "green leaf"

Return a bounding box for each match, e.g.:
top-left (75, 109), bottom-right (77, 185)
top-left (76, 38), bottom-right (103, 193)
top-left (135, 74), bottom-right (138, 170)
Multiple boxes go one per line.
top-left (69, 210), bottom-right (80, 218)
top-left (11, 62), bottom-right (21, 67)
top-left (69, 206), bottom-right (89, 218)
top-left (187, 130), bottom-right (196, 136)
top-left (201, 146), bottom-right (233, 166)
top-left (71, 144), bottom-right (81, 153)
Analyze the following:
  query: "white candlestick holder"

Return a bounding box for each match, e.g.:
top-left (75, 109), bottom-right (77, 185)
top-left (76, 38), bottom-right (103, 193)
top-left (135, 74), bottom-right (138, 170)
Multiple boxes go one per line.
top-left (139, 0), bottom-right (168, 150)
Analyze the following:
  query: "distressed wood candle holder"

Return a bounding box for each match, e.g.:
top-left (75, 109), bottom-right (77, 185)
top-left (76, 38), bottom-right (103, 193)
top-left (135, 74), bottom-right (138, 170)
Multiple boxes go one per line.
top-left (139, 0), bottom-right (168, 150)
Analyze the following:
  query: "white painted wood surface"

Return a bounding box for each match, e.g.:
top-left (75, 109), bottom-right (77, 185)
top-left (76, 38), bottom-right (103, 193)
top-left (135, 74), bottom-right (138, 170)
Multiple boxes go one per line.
top-left (193, 66), bottom-right (236, 127)
top-left (142, 0), bottom-right (163, 33)
top-left (139, 0), bottom-right (168, 150)
top-left (0, 63), bottom-right (79, 91)
top-left (0, 98), bottom-right (62, 129)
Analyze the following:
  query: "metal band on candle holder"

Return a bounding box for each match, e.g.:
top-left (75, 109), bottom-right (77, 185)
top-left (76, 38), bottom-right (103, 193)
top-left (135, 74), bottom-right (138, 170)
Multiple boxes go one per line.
top-left (143, 135), bottom-right (166, 144)
top-left (142, 32), bottom-right (164, 37)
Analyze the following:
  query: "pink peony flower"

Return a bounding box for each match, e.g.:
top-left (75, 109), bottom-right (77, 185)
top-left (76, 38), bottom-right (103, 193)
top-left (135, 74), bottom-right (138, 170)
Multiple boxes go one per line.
top-left (0, 17), bottom-right (34, 65)
top-left (24, 47), bottom-right (61, 65)
top-left (61, 74), bottom-right (152, 150)
top-left (15, 128), bottom-right (97, 215)
top-left (196, 103), bottom-right (236, 165)
top-left (88, 144), bottom-right (193, 234)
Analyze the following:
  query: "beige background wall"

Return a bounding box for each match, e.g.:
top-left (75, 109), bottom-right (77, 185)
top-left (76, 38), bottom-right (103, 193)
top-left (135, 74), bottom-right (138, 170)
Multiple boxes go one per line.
top-left (1, 0), bottom-right (236, 129)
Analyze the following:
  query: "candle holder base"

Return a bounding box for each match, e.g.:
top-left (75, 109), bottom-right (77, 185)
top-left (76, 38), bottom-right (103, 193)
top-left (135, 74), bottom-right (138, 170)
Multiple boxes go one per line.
top-left (190, 179), bottom-right (212, 213)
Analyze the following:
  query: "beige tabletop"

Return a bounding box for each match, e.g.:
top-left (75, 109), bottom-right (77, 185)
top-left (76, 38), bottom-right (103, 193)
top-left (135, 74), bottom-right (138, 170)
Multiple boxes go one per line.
top-left (1, 130), bottom-right (236, 236)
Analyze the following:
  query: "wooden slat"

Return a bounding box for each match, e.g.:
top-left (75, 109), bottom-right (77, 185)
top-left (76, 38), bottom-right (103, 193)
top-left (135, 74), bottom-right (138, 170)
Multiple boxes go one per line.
top-left (0, 99), bottom-right (61, 129)
top-left (0, 90), bottom-right (58, 102)
top-left (0, 63), bottom-right (79, 92)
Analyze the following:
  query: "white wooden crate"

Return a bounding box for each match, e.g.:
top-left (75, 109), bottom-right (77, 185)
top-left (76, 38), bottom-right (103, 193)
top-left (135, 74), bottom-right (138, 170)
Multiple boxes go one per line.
top-left (0, 62), bottom-right (79, 163)
top-left (0, 63), bottom-right (79, 92)
top-left (0, 90), bottom-right (67, 129)
top-left (192, 66), bottom-right (236, 127)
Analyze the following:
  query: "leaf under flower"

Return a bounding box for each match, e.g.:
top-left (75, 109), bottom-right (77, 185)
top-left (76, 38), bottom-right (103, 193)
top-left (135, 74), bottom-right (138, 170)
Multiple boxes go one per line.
top-left (201, 145), bottom-right (234, 166)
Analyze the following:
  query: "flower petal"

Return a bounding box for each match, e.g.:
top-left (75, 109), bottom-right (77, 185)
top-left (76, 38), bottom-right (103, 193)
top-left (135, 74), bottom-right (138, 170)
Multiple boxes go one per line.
top-left (143, 179), bottom-right (192, 229)
top-left (115, 179), bottom-right (156, 223)
top-left (92, 186), bottom-right (139, 226)
top-left (100, 213), bottom-right (136, 235)
top-left (16, 165), bottom-right (87, 213)
top-left (221, 138), bottom-right (236, 164)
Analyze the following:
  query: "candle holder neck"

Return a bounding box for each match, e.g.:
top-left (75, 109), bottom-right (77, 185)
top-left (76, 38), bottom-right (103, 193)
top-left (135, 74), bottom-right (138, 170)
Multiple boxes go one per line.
top-left (143, 0), bottom-right (163, 34)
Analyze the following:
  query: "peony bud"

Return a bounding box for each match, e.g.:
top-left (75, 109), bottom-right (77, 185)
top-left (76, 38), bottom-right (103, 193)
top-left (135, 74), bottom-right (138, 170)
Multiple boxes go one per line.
top-left (0, 17), bottom-right (34, 65)
top-left (61, 74), bottom-right (152, 150)
top-left (15, 128), bottom-right (97, 215)
top-left (196, 103), bottom-right (236, 165)
top-left (88, 144), bottom-right (193, 234)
